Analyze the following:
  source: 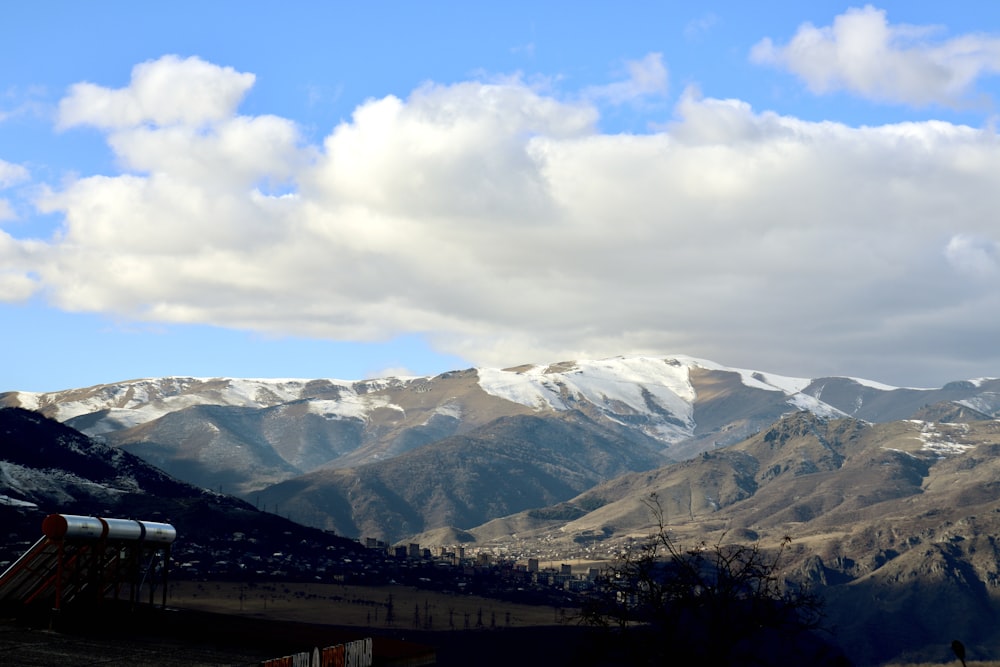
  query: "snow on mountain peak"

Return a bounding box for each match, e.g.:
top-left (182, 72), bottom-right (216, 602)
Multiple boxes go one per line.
top-left (8, 355), bottom-right (957, 451)
top-left (16, 376), bottom-right (351, 423)
top-left (10, 356), bottom-right (836, 441)
top-left (666, 355), bottom-right (813, 394)
top-left (473, 355), bottom-right (866, 441)
top-left (475, 355), bottom-right (819, 412)
top-left (477, 356), bottom-right (695, 415)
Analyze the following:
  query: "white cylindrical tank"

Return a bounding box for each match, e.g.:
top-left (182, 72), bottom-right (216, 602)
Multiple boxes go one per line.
top-left (103, 518), bottom-right (144, 541)
top-left (41, 514), bottom-right (176, 544)
top-left (139, 521), bottom-right (177, 545)
top-left (42, 514), bottom-right (106, 540)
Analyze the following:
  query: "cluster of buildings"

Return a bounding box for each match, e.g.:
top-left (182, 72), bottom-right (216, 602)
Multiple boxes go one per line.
top-left (118, 524), bottom-right (612, 605)
top-left (361, 537), bottom-right (603, 595)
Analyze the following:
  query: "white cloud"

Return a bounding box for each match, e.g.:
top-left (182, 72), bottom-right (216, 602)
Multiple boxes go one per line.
top-left (57, 55), bottom-right (255, 129)
top-left (750, 5), bottom-right (1000, 106)
top-left (307, 80), bottom-right (595, 221)
top-left (0, 230), bottom-right (41, 300)
top-left (583, 53), bottom-right (668, 106)
top-left (107, 113), bottom-right (305, 187)
top-left (0, 199), bottom-right (15, 221)
top-left (9, 55), bottom-right (1000, 384)
top-left (0, 271), bottom-right (37, 301)
top-left (0, 159), bottom-right (29, 189)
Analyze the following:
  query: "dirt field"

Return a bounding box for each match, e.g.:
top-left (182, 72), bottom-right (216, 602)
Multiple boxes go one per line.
top-left (167, 580), bottom-right (574, 630)
top-left (0, 579), bottom-right (594, 667)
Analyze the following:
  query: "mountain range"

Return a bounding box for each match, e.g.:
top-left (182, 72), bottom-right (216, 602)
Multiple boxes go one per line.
top-left (5, 355), bottom-right (999, 547)
top-left (6, 354), bottom-right (1000, 663)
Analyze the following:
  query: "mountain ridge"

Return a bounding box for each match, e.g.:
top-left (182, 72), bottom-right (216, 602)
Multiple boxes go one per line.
top-left (9, 355), bottom-right (1000, 468)
top-left (7, 354), bottom-right (975, 428)
top-left (5, 354), bottom-right (1000, 545)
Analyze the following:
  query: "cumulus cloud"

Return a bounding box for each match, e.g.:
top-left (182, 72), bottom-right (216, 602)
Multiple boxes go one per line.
top-left (57, 55), bottom-right (255, 129)
top-left (9, 53), bottom-right (1000, 385)
top-left (750, 5), bottom-right (1000, 106)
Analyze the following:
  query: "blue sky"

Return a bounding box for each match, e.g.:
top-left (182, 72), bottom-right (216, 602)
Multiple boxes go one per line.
top-left (3, 2), bottom-right (1000, 391)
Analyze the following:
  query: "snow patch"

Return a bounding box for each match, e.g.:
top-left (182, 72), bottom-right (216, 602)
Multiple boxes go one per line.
top-left (0, 494), bottom-right (38, 508)
top-left (847, 377), bottom-right (905, 391)
top-left (0, 461), bottom-right (126, 504)
top-left (306, 394), bottom-right (393, 421)
top-left (8, 392), bottom-right (41, 410)
top-left (911, 422), bottom-right (976, 456)
top-left (478, 357), bottom-right (695, 422)
top-left (433, 403), bottom-right (463, 420)
top-left (882, 447), bottom-right (919, 459)
top-left (786, 393), bottom-right (848, 418)
top-left (955, 393), bottom-right (1000, 416)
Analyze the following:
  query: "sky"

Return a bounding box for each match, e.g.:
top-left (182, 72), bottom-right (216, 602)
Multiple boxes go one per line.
top-left (3, 2), bottom-right (1000, 392)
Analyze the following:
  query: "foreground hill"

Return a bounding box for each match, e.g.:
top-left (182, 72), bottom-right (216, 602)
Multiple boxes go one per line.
top-left (0, 407), bottom-right (366, 579)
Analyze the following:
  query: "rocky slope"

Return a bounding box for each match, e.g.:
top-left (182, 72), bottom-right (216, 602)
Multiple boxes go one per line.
top-left (254, 411), bottom-right (666, 540)
top-left (455, 410), bottom-right (1000, 665)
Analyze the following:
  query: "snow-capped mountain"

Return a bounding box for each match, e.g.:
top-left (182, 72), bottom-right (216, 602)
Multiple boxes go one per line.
top-left (5, 355), bottom-right (814, 432)
top-left (4, 355), bottom-right (999, 500)
top-left (11, 354), bottom-right (993, 440)
top-left (2, 353), bottom-right (998, 545)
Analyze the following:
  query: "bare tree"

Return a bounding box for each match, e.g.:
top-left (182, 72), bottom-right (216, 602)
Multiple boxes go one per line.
top-left (581, 494), bottom-right (838, 665)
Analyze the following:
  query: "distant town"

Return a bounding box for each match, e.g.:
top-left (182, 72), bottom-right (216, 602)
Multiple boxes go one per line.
top-left (161, 529), bottom-right (617, 608)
